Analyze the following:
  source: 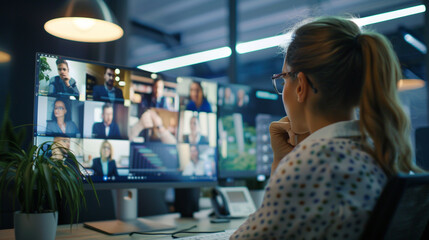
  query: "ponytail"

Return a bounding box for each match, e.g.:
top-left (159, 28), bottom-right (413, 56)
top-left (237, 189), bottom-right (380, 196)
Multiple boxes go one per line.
top-left (358, 33), bottom-right (423, 175)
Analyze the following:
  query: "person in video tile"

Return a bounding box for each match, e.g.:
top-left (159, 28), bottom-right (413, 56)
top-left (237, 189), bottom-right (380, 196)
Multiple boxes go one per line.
top-left (46, 98), bottom-right (79, 137)
top-left (186, 81), bottom-right (212, 112)
top-left (91, 140), bottom-right (119, 177)
top-left (183, 145), bottom-right (206, 176)
top-left (129, 109), bottom-right (177, 144)
top-left (183, 116), bottom-right (208, 144)
top-left (92, 103), bottom-right (121, 139)
top-left (92, 67), bottom-right (124, 103)
top-left (141, 79), bottom-right (174, 110)
top-left (48, 59), bottom-right (80, 98)
top-left (51, 136), bottom-right (79, 173)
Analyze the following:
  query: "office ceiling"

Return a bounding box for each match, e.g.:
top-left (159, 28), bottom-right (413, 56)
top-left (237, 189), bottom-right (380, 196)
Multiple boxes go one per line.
top-left (124, 0), bottom-right (424, 88)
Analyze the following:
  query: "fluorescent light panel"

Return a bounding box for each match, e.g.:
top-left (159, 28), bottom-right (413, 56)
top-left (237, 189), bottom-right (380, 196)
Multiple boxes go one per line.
top-left (139, 47), bottom-right (231, 72)
top-left (404, 33), bottom-right (427, 54)
top-left (353, 5), bottom-right (425, 27)
top-left (138, 4), bottom-right (425, 72)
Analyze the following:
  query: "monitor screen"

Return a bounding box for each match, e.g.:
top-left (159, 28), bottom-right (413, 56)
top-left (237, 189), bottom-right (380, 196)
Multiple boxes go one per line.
top-left (34, 53), bottom-right (218, 188)
top-left (217, 84), bottom-right (284, 180)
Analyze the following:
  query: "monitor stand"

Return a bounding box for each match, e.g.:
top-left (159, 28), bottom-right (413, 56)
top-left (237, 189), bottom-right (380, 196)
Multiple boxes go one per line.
top-left (83, 188), bottom-right (175, 235)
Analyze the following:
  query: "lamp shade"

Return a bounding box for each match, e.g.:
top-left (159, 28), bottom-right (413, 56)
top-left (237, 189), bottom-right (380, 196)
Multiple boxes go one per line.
top-left (44, 0), bottom-right (123, 42)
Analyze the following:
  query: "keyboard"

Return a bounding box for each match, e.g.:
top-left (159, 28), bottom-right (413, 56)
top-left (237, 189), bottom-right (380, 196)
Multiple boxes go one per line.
top-left (177, 229), bottom-right (236, 239)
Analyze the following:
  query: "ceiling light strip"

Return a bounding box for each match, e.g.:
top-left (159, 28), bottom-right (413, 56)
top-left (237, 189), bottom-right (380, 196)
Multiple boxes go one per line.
top-left (138, 47), bottom-right (231, 72)
top-left (138, 4), bottom-right (425, 72)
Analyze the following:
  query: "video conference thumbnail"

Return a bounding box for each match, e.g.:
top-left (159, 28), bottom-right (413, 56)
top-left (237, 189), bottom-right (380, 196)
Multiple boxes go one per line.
top-left (37, 56), bottom-right (130, 103)
top-left (176, 77), bottom-right (217, 113)
top-left (217, 84), bottom-right (283, 178)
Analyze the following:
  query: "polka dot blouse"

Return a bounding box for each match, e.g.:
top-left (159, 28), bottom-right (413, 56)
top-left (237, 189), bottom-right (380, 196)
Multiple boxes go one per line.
top-left (231, 120), bottom-right (387, 240)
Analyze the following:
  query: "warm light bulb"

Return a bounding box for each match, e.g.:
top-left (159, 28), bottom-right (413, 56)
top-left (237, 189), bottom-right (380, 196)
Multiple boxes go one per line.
top-left (115, 68), bottom-right (120, 74)
top-left (0, 51), bottom-right (11, 63)
top-left (115, 76), bottom-right (120, 81)
top-left (72, 17), bottom-right (95, 31)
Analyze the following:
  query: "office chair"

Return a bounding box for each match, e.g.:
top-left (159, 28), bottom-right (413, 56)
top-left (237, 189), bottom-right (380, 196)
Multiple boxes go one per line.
top-left (361, 174), bottom-right (429, 240)
top-left (416, 127), bottom-right (429, 170)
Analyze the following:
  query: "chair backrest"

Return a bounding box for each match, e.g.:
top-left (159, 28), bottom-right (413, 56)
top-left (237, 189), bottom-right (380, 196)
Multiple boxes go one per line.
top-left (416, 127), bottom-right (429, 170)
top-left (361, 174), bottom-right (429, 240)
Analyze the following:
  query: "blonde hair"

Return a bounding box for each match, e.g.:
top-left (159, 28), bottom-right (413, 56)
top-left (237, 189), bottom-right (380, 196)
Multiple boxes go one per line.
top-left (100, 140), bottom-right (113, 161)
top-left (284, 16), bottom-right (422, 176)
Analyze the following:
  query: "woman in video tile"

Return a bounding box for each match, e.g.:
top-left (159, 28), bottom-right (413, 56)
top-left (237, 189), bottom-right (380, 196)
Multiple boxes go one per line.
top-left (91, 140), bottom-right (119, 178)
top-left (186, 81), bottom-right (212, 112)
top-left (46, 98), bottom-right (79, 137)
top-left (183, 115), bottom-right (208, 144)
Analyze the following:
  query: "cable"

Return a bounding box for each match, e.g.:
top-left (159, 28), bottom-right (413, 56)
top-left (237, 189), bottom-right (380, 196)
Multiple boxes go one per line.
top-left (129, 225), bottom-right (225, 238)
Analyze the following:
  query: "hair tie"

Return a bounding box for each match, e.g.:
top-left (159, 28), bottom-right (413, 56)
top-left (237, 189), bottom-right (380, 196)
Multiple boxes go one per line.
top-left (353, 34), bottom-right (361, 46)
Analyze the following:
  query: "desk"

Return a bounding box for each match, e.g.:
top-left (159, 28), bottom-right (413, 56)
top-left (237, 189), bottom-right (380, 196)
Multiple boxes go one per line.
top-left (0, 210), bottom-right (245, 239)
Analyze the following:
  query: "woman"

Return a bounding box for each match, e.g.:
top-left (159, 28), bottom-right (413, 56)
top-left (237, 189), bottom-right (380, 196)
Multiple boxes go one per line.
top-left (46, 98), bottom-right (79, 137)
top-left (231, 17), bottom-right (423, 239)
top-left (91, 140), bottom-right (119, 178)
top-left (186, 81), bottom-right (212, 112)
top-left (182, 116), bottom-right (208, 144)
top-left (48, 58), bottom-right (80, 98)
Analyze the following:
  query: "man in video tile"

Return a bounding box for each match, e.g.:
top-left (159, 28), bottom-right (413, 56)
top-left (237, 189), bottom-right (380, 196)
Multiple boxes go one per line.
top-left (92, 103), bottom-right (121, 139)
top-left (141, 79), bottom-right (174, 110)
top-left (92, 67), bottom-right (124, 103)
top-left (48, 59), bottom-right (80, 98)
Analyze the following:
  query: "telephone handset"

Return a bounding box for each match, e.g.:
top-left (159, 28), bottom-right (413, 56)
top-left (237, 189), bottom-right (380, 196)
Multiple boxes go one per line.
top-left (210, 187), bottom-right (256, 219)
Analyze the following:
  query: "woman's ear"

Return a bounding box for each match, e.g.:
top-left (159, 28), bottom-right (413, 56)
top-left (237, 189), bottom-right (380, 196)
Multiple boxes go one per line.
top-left (295, 72), bottom-right (309, 103)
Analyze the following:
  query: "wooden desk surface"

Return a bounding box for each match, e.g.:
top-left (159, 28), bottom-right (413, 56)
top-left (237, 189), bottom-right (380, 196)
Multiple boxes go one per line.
top-left (0, 210), bottom-right (245, 239)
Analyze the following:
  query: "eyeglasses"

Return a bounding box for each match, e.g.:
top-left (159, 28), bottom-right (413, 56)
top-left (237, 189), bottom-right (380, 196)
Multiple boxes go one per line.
top-left (271, 72), bottom-right (318, 95)
top-left (54, 106), bottom-right (65, 111)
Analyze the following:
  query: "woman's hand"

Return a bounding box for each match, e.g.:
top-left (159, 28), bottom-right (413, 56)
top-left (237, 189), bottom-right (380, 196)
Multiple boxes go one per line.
top-left (269, 117), bottom-right (309, 175)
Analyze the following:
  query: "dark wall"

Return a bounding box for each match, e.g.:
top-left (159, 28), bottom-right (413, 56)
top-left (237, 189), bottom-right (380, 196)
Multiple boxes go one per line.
top-left (0, 0), bottom-right (127, 140)
top-left (0, 0), bottom-right (128, 229)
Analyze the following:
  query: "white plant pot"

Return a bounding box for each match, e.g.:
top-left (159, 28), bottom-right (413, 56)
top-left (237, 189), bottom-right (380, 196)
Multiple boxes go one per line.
top-left (14, 211), bottom-right (58, 240)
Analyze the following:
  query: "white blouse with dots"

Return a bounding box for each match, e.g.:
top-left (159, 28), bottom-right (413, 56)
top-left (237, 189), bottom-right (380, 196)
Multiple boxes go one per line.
top-left (231, 120), bottom-right (387, 240)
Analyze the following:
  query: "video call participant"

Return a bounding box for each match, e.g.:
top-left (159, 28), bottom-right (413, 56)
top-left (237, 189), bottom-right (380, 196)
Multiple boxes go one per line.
top-left (183, 145), bottom-right (206, 176)
top-left (92, 103), bottom-right (121, 139)
top-left (182, 116), bottom-right (208, 144)
top-left (92, 67), bottom-right (124, 103)
top-left (128, 109), bottom-right (176, 144)
top-left (231, 17), bottom-right (424, 239)
top-left (48, 59), bottom-right (80, 98)
top-left (46, 98), bottom-right (79, 137)
top-left (91, 140), bottom-right (119, 178)
top-left (186, 81), bottom-right (212, 112)
top-left (51, 136), bottom-right (79, 173)
top-left (141, 79), bottom-right (174, 111)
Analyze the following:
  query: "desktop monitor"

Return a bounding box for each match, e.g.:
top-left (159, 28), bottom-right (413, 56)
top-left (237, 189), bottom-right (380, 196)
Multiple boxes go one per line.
top-left (34, 53), bottom-right (218, 234)
top-left (217, 83), bottom-right (284, 181)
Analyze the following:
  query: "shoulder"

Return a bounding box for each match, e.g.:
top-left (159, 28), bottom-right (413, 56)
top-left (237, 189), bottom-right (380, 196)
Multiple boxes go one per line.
top-left (49, 76), bottom-right (59, 83)
top-left (186, 101), bottom-right (196, 109)
top-left (276, 137), bottom-right (386, 185)
top-left (93, 85), bottom-right (104, 92)
top-left (93, 122), bottom-right (103, 128)
top-left (46, 120), bottom-right (56, 126)
top-left (92, 158), bottom-right (101, 164)
top-left (67, 120), bottom-right (78, 127)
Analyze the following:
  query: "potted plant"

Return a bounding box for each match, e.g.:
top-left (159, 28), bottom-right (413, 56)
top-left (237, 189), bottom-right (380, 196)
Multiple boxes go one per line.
top-left (0, 101), bottom-right (98, 240)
